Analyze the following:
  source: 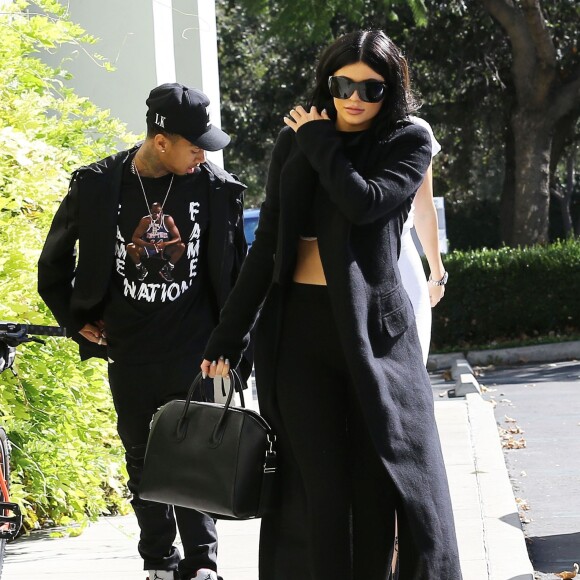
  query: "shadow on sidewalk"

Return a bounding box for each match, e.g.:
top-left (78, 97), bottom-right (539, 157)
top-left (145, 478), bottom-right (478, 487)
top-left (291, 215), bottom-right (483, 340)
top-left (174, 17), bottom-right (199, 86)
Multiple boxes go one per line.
top-left (479, 361), bottom-right (580, 385)
top-left (526, 531), bottom-right (580, 573)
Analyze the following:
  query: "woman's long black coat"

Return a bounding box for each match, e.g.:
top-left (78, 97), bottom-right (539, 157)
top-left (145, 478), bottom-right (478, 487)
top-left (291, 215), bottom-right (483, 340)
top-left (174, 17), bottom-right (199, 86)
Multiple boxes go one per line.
top-left (205, 120), bottom-right (462, 579)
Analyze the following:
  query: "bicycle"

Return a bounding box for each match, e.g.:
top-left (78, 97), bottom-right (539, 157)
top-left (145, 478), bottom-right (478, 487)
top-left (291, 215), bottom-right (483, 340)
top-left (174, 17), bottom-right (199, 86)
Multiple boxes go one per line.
top-left (0, 321), bottom-right (66, 577)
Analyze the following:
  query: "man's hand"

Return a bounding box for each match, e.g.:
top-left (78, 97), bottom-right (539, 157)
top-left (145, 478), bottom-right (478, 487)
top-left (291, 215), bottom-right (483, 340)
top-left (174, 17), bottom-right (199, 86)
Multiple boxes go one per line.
top-left (79, 320), bottom-right (107, 346)
top-left (284, 105), bottom-right (330, 132)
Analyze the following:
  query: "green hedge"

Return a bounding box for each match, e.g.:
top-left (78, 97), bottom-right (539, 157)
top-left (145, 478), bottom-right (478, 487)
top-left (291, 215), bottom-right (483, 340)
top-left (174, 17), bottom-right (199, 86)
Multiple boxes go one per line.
top-left (431, 239), bottom-right (580, 351)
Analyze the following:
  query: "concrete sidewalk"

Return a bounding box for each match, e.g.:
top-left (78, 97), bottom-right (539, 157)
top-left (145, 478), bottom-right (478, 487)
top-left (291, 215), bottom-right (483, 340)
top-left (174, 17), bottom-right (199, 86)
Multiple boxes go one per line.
top-left (4, 391), bottom-right (533, 579)
top-left (436, 394), bottom-right (533, 580)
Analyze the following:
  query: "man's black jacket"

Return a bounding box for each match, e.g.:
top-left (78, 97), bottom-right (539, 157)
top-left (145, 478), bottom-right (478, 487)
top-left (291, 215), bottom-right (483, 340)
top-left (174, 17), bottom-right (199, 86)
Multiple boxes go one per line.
top-left (38, 145), bottom-right (251, 375)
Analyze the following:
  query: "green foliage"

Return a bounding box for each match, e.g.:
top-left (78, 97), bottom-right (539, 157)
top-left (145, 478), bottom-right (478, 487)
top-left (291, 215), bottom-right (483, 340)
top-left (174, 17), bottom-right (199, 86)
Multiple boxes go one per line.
top-left (235, 0), bottom-right (427, 43)
top-left (0, 0), bottom-right (137, 530)
top-left (431, 239), bottom-right (580, 351)
top-left (0, 346), bottom-right (127, 530)
top-left (445, 198), bottom-right (502, 251)
top-left (217, 2), bottom-right (321, 204)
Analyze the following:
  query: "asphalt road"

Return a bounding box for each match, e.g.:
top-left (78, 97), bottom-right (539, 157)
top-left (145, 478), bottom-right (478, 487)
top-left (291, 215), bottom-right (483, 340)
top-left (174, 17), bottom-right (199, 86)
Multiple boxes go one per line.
top-left (464, 360), bottom-right (580, 580)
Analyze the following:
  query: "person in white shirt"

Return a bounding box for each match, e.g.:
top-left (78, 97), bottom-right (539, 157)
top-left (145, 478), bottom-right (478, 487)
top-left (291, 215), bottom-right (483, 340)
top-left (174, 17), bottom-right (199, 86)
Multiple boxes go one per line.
top-left (398, 116), bottom-right (447, 364)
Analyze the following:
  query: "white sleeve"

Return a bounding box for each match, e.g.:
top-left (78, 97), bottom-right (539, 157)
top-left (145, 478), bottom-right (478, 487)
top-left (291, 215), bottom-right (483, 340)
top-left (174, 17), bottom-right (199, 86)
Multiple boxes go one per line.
top-left (409, 115), bottom-right (441, 158)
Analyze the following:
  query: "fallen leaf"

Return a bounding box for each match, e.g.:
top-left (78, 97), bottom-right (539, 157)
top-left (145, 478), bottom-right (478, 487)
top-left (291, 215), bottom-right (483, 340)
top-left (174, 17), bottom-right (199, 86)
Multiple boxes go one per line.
top-left (515, 497), bottom-right (530, 510)
top-left (501, 436), bottom-right (526, 449)
top-left (555, 562), bottom-right (579, 579)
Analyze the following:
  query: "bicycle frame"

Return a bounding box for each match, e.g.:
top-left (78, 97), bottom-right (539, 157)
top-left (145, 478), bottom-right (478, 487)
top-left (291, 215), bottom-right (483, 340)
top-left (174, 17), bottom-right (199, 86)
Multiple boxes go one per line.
top-left (0, 322), bottom-right (66, 540)
top-left (0, 478), bottom-right (21, 541)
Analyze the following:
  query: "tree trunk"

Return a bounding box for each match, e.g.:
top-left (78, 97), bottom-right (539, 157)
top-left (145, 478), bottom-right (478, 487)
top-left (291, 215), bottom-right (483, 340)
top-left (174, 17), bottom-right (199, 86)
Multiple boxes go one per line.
top-left (479, 0), bottom-right (580, 246)
top-left (554, 153), bottom-right (575, 238)
top-left (509, 109), bottom-right (552, 246)
top-left (562, 151), bottom-right (576, 237)
top-left (500, 121), bottom-right (516, 245)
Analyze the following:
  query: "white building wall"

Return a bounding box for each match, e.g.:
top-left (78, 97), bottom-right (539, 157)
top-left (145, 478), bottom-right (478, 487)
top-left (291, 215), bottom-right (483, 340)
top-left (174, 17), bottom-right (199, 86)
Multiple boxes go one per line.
top-left (45, 0), bottom-right (224, 165)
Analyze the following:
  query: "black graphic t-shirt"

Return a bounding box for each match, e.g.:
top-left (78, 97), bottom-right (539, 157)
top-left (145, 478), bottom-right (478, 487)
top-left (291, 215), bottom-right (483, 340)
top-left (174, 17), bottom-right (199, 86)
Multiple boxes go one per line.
top-left (103, 157), bottom-right (215, 363)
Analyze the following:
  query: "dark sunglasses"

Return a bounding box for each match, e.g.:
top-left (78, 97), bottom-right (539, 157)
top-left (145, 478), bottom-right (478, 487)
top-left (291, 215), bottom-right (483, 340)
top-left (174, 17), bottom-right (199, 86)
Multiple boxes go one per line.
top-left (328, 76), bottom-right (387, 103)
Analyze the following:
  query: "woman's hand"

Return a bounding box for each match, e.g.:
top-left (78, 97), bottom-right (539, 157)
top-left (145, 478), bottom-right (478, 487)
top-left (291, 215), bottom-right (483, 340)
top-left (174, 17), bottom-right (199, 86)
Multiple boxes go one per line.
top-left (201, 356), bottom-right (230, 379)
top-left (284, 105), bottom-right (330, 132)
top-left (429, 284), bottom-right (445, 307)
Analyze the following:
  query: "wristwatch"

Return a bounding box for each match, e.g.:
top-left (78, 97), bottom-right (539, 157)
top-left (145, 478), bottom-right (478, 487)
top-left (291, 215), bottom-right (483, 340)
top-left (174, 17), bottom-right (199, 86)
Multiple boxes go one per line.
top-left (428, 271), bottom-right (448, 286)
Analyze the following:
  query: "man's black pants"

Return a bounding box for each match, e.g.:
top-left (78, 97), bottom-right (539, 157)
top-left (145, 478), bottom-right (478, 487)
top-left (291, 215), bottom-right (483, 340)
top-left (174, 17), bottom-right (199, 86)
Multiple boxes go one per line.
top-left (108, 354), bottom-right (216, 580)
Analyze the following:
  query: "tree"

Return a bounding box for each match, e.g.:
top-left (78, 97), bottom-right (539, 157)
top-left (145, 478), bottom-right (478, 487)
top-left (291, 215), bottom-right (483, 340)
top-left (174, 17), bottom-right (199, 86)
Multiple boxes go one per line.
top-left (479, 0), bottom-right (580, 246)
top-left (236, 0), bottom-right (428, 43)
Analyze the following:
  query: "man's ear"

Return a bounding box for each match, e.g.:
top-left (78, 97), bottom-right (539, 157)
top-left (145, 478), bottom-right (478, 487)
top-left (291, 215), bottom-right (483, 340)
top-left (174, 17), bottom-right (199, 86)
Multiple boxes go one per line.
top-left (154, 133), bottom-right (169, 152)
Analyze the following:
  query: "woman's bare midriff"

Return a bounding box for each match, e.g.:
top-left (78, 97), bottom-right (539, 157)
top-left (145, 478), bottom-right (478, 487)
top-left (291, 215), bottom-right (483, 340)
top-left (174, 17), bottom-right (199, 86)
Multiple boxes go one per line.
top-left (293, 238), bottom-right (327, 285)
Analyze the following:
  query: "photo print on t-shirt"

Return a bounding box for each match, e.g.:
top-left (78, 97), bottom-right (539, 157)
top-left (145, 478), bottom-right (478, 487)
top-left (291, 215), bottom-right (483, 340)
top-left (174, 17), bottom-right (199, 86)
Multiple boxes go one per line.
top-left (114, 199), bottom-right (203, 304)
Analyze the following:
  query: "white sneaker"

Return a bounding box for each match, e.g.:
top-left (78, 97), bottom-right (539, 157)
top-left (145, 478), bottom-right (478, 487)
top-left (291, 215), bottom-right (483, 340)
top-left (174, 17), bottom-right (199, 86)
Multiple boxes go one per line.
top-left (192, 569), bottom-right (218, 580)
top-left (148, 571), bottom-right (175, 580)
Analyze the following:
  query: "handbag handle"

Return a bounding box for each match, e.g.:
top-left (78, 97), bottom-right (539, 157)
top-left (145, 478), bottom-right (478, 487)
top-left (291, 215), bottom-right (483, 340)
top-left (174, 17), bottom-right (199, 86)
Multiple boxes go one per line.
top-left (176, 370), bottom-right (245, 443)
top-left (214, 369), bottom-right (246, 408)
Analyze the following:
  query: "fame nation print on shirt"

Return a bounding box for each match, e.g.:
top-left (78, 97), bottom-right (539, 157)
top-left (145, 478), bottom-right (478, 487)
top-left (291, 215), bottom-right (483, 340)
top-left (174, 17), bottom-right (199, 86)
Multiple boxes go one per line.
top-left (114, 199), bottom-right (203, 304)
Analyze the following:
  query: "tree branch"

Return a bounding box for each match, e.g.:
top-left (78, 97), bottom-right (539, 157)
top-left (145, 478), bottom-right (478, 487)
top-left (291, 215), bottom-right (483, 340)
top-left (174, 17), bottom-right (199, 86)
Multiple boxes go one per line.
top-left (479, 0), bottom-right (536, 94)
top-left (520, 0), bottom-right (556, 68)
top-left (480, 0), bottom-right (557, 106)
top-left (549, 73), bottom-right (580, 124)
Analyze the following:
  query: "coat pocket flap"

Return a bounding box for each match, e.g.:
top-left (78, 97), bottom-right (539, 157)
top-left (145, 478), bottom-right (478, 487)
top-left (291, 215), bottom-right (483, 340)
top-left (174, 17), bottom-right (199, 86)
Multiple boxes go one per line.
top-left (379, 285), bottom-right (410, 337)
top-left (381, 305), bottom-right (409, 337)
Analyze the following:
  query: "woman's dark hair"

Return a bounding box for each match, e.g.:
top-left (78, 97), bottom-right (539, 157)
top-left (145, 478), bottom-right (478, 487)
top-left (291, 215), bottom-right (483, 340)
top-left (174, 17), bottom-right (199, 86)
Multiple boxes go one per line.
top-left (309, 30), bottom-right (420, 136)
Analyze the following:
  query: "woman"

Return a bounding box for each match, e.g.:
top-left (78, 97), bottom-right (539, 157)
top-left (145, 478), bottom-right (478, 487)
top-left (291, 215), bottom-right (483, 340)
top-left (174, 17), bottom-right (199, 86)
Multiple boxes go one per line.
top-left (399, 116), bottom-right (447, 364)
top-left (202, 30), bottom-right (462, 580)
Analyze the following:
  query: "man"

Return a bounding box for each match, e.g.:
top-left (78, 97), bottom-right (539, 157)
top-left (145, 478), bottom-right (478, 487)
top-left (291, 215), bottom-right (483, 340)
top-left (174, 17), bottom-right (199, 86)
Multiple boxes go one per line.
top-left (38, 83), bottom-right (249, 580)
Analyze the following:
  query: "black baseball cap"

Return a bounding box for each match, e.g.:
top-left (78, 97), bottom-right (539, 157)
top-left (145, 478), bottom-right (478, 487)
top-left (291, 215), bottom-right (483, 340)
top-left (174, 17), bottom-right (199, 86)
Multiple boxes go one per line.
top-left (145, 83), bottom-right (230, 151)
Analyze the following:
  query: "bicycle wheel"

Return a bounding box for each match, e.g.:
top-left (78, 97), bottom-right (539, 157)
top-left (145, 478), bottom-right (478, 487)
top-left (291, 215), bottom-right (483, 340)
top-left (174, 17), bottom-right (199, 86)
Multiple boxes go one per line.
top-left (0, 427), bottom-right (11, 578)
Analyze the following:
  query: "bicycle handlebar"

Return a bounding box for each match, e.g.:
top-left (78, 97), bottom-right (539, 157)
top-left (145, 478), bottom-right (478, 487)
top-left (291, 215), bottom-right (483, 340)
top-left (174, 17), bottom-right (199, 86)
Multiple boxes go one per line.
top-left (0, 322), bottom-right (66, 345)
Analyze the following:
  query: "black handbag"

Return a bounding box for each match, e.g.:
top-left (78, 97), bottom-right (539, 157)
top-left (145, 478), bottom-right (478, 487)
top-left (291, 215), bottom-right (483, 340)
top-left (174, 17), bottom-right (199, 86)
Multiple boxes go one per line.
top-left (139, 370), bottom-right (277, 519)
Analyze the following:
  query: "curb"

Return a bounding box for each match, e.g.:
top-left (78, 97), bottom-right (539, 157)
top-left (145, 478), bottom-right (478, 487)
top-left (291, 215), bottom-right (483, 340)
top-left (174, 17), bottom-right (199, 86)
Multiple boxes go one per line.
top-left (465, 393), bottom-right (534, 580)
top-left (428, 340), bottom-right (580, 371)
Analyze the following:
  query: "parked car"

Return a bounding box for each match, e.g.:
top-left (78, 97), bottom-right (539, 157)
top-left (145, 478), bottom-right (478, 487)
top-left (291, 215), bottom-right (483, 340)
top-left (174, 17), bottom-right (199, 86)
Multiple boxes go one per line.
top-left (243, 208), bottom-right (260, 249)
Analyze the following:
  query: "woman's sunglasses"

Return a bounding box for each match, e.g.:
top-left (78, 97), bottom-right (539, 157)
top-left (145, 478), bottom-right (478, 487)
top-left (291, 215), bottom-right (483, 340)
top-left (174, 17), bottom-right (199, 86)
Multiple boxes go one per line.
top-left (328, 76), bottom-right (387, 103)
